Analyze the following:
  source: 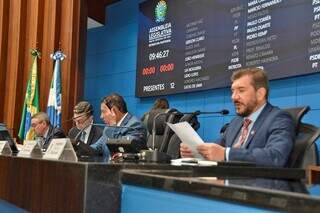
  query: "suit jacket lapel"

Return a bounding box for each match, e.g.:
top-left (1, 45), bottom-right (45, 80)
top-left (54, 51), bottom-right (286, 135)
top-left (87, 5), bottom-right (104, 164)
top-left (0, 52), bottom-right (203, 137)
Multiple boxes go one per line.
top-left (244, 103), bottom-right (272, 148)
top-left (119, 113), bottom-right (132, 133)
top-left (87, 126), bottom-right (95, 145)
top-left (112, 113), bottom-right (132, 137)
top-left (229, 117), bottom-right (243, 147)
top-left (44, 125), bottom-right (53, 146)
top-left (119, 113), bottom-right (131, 126)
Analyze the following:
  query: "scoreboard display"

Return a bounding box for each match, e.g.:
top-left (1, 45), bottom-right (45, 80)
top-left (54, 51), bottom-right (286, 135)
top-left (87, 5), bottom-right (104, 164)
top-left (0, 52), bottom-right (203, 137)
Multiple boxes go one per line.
top-left (136, 0), bottom-right (320, 97)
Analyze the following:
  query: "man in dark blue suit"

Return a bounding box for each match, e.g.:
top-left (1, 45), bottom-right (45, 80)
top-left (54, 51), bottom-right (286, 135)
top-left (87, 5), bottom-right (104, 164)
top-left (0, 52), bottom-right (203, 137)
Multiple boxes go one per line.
top-left (91, 93), bottom-right (147, 158)
top-left (181, 67), bottom-right (295, 167)
top-left (31, 112), bottom-right (65, 151)
top-left (68, 101), bottom-right (103, 145)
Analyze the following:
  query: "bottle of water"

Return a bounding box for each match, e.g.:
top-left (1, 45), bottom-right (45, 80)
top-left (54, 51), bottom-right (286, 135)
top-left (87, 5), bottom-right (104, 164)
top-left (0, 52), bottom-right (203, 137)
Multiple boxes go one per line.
top-left (36, 136), bottom-right (44, 150)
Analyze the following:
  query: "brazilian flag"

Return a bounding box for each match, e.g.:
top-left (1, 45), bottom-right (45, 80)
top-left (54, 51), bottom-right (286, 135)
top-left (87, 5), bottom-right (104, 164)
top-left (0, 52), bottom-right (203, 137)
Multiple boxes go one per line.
top-left (18, 49), bottom-right (41, 142)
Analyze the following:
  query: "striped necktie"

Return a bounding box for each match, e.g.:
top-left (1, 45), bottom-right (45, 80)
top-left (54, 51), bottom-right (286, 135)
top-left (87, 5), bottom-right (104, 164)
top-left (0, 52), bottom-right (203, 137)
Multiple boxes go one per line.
top-left (80, 131), bottom-right (86, 143)
top-left (233, 118), bottom-right (251, 148)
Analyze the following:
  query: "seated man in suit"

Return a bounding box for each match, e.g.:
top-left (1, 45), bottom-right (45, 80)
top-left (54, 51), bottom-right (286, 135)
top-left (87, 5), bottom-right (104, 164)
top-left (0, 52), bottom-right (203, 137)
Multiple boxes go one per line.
top-left (31, 112), bottom-right (65, 151)
top-left (68, 101), bottom-right (103, 145)
top-left (180, 67), bottom-right (295, 167)
top-left (91, 93), bottom-right (147, 158)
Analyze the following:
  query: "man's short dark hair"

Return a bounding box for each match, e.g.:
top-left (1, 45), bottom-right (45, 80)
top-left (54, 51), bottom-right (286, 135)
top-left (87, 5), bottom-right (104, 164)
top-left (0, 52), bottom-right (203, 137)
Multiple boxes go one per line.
top-left (73, 101), bottom-right (93, 116)
top-left (101, 93), bottom-right (128, 113)
top-left (231, 67), bottom-right (269, 98)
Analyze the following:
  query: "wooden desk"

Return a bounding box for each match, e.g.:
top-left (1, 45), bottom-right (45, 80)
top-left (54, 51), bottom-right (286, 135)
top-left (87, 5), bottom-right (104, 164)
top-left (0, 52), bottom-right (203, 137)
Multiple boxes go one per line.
top-left (0, 155), bottom-right (121, 213)
top-left (308, 165), bottom-right (320, 184)
top-left (0, 155), bottom-right (189, 213)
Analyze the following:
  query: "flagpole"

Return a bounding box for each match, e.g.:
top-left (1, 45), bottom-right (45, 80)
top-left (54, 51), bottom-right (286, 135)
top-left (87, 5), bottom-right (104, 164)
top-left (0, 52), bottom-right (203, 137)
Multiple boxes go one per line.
top-left (46, 50), bottom-right (66, 128)
top-left (18, 49), bottom-right (41, 142)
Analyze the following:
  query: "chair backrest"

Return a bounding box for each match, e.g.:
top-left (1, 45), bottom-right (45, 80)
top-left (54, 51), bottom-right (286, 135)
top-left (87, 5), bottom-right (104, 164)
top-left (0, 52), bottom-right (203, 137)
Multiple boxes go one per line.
top-left (158, 111), bottom-right (182, 152)
top-left (282, 106), bottom-right (319, 168)
top-left (166, 113), bottom-right (200, 159)
top-left (141, 112), bottom-right (149, 131)
top-left (283, 106), bottom-right (310, 133)
top-left (288, 123), bottom-right (320, 168)
top-left (145, 108), bottom-right (181, 150)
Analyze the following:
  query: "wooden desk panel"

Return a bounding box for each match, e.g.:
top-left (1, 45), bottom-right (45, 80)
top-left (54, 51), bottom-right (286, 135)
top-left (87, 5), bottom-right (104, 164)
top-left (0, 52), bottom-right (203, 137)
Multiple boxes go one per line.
top-left (0, 156), bottom-right (85, 213)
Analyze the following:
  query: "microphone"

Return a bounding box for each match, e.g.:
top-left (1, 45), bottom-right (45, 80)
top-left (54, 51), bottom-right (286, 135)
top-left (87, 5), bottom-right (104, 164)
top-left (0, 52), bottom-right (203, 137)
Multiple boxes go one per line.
top-left (150, 109), bottom-right (229, 150)
top-left (70, 122), bottom-right (100, 157)
top-left (136, 110), bottom-right (176, 163)
top-left (177, 109), bottom-right (229, 116)
top-left (143, 108), bottom-right (229, 163)
top-left (57, 112), bottom-right (93, 130)
top-left (91, 123), bottom-right (146, 153)
top-left (198, 109), bottom-right (229, 115)
top-left (151, 112), bottom-right (172, 150)
top-left (62, 114), bottom-right (88, 126)
top-left (72, 122), bottom-right (93, 143)
top-left (91, 123), bottom-right (136, 130)
top-left (40, 115), bottom-right (80, 150)
top-left (51, 114), bottom-right (80, 133)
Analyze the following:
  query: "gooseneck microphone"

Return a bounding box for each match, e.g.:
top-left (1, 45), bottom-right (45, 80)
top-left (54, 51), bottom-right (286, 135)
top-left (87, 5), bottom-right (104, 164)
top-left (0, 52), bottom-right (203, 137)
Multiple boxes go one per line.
top-left (59, 113), bottom-right (94, 141)
top-left (91, 123), bottom-right (135, 129)
top-left (151, 109), bottom-right (229, 150)
top-left (176, 109), bottom-right (229, 116)
top-left (73, 122), bottom-right (93, 143)
top-left (91, 123), bottom-right (146, 154)
top-left (152, 112), bottom-right (170, 150)
top-left (197, 109), bottom-right (229, 115)
top-left (42, 116), bottom-right (76, 149)
top-left (52, 114), bottom-right (83, 131)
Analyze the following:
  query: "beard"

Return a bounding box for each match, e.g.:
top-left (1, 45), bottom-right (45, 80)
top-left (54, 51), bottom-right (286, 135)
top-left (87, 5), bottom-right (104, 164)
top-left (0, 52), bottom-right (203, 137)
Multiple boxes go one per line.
top-left (234, 100), bottom-right (257, 117)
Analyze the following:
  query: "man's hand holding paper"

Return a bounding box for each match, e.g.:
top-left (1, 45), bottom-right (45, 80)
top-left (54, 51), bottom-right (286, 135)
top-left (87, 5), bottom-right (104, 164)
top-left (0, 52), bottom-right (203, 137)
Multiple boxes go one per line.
top-left (167, 122), bottom-right (204, 159)
top-left (167, 121), bottom-right (225, 161)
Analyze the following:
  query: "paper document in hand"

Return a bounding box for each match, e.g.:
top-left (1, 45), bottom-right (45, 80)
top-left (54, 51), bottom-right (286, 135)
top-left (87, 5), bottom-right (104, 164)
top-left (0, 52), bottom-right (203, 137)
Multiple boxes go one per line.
top-left (167, 122), bottom-right (204, 159)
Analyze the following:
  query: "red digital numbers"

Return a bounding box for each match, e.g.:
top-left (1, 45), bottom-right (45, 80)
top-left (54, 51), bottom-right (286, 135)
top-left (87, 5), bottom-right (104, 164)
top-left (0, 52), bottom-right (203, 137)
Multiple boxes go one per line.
top-left (142, 63), bottom-right (174, 76)
top-left (159, 63), bottom-right (174, 73)
top-left (142, 66), bottom-right (156, 75)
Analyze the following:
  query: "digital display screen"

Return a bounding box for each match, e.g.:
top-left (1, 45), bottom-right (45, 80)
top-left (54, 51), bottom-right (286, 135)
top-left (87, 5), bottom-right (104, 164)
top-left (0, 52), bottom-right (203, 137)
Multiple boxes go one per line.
top-left (136, 0), bottom-right (320, 97)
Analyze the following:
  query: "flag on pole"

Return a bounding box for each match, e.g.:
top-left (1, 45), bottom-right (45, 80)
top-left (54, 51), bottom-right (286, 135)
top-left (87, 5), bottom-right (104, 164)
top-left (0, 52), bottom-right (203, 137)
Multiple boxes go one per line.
top-left (46, 51), bottom-right (66, 127)
top-left (18, 49), bottom-right (41, 141)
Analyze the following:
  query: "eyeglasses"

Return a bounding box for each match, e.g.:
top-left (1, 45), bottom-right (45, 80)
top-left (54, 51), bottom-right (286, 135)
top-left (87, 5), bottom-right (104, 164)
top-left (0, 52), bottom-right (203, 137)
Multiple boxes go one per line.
top-left (31, 121), bottom-right (41, 128)
top-left (73, 113), bottom-right (89, 123)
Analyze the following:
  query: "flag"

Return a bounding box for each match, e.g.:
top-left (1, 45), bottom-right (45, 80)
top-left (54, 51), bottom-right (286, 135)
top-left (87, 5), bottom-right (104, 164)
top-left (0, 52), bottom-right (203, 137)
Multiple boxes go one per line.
top-left (18, 49), bottom-right (41, 141)
top-left (46, 51), bottom-right (66, 127)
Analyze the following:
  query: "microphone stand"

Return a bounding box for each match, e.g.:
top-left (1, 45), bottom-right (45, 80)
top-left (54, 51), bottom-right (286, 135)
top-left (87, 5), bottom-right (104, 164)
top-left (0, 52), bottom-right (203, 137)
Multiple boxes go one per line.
top-left (72, 123), bottom-right (100, 158)
top-left (91, 123), bottom-right (146, 154)
top-left (140, 112), bottom-right (172, 163)
top-left (140, 109), bottom-right (229, 163)
top-left (42, 114), bottom-right (87, 150)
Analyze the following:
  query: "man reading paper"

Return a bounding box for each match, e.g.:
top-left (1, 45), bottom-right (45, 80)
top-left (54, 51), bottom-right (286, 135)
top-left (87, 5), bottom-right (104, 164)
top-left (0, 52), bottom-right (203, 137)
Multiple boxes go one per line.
top-left (180, 67), bottom-right (295, 167)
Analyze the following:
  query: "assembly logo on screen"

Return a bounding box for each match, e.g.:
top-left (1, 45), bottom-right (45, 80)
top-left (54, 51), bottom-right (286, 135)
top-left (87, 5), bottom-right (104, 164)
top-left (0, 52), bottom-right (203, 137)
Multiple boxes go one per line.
top-left (155, 0), bottom-right (167, 23)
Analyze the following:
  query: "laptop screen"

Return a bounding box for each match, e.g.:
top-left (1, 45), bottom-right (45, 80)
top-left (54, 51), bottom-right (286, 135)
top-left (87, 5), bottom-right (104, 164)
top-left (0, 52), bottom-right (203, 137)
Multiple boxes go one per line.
top-left (0, 123), bottom-right (19, 153)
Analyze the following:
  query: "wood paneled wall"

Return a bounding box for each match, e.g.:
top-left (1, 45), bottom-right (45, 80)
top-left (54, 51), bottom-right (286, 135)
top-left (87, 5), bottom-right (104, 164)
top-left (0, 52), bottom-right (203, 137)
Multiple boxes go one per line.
top-left (0, 0), bottom-right (88, 141)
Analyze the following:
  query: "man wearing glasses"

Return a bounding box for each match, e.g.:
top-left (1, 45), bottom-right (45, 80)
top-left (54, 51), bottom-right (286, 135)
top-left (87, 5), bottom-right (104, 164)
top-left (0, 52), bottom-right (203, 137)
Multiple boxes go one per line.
top-left (31, 112), bottom-right (65, 151)
top-left (68, 101), bottom-right (102, 145)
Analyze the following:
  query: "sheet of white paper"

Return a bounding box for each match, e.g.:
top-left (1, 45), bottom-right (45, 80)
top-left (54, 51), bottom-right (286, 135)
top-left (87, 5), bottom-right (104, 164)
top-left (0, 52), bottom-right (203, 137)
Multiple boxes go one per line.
top-left (167, 122), bottom-right (204, 159)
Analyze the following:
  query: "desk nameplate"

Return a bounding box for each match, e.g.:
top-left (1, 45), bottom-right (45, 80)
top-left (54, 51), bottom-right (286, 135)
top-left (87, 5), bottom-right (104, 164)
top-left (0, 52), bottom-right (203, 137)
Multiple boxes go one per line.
top-left (17, 140), bottom-right (42, 158)
top-left (43, 138), bottom-right (77, 162)
top-left (0, 141), bottom-right (12, 155)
